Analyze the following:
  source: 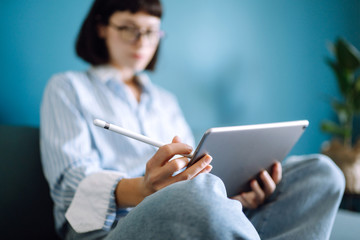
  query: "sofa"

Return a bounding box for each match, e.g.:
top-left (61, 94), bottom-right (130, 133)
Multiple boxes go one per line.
top-left (0, 125), bottom-right (59, 239)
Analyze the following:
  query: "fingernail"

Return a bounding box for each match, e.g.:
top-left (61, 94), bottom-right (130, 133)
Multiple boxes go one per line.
top-left (205, 155), bottom-right (213, 163)
top-left (262, 170), bottom-right (270, 178)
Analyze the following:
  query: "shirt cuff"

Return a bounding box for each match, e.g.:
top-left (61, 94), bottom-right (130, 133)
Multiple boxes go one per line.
top-left (65, 171), bottom-right (124, 233)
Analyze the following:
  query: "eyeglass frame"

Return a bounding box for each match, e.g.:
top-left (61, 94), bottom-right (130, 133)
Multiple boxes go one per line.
top-left (108, 22), bottom-right (165, 45)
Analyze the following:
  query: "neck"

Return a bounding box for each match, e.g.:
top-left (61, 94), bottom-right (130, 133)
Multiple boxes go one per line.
top-left (110, 63), bottom-right (136, 83)
top-left (109, 63), bottom-right (142, 102)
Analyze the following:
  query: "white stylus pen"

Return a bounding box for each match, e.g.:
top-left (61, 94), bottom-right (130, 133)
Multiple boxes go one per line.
top-left (93, 119), bottom-right (193, 158)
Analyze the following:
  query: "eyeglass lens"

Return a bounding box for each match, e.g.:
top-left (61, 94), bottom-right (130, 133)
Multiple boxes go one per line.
top-left (111, 24), bottom-right (162, 44)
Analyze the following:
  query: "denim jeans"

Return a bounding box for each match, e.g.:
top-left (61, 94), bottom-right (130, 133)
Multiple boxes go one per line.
top-left (65, 154), bottom-right (345, 240)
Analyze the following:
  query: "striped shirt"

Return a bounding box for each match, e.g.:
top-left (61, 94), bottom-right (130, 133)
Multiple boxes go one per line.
top-left (40, 65), bottom-right (195, 236)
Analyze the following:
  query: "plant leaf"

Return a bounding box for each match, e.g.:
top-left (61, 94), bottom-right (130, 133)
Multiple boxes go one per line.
top-left (325, 57), bottom-right (352, 96)
top-left (331, 101), bottom-right (351, 124)
top-left (336, 38), bottom-right (360, 70)
top-left (354, 75), bottom-right (360, 112)
top-left (355, 75), bottom-right (360, 91)
top-left (321, 120), bottom-right (350, 139)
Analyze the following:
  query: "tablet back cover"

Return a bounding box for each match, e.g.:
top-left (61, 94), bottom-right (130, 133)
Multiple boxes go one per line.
top-left (191, 120), bottom-right (308, 196)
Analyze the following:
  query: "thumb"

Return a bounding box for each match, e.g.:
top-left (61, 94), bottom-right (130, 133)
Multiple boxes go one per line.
top-left (172, 136), bottom-right (182, 143)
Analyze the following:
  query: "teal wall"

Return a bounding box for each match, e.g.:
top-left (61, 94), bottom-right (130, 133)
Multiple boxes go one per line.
top-left (1, 0), bottom-right (359, 155)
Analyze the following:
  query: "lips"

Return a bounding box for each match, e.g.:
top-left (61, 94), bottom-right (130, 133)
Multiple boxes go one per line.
top-left (132, 53), bottom-right (144, 59)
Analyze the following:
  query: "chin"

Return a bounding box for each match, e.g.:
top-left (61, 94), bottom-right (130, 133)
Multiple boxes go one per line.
top-left (133, 63), bottom-right (149, 72)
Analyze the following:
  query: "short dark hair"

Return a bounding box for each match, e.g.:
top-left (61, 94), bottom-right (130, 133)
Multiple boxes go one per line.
top-left (76, 0), bottom-right (162, 71)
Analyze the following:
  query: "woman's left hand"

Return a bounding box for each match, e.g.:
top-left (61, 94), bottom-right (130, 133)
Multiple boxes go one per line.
top-left (231, 162), bottom-right (282, 209)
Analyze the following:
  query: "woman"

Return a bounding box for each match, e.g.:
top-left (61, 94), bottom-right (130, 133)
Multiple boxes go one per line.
top-left (40, 0), bottom-right (345, 239)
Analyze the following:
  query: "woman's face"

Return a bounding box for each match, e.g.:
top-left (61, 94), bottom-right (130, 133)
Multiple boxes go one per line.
top-left (99, 11), bottom-right (161, 72)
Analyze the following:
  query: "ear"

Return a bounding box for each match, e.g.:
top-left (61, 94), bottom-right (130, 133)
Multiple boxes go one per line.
top-left (97, 24), bottom-right (107, 38)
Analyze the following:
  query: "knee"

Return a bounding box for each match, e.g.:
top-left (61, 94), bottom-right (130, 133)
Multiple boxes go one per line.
top-left (305, 154), bottom-right (345, 195)
top-left (152, 173), bottom-right (228, 211)
top-left (117, 174), bottom-right (241, 238)
top-left (113, 174), bottom-right (256, 239)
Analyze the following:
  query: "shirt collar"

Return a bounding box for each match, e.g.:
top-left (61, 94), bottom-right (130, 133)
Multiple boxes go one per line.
top-left (89, 64), bottom-right (153, 95)
top-left (89, 64), bottom-right (122, 83)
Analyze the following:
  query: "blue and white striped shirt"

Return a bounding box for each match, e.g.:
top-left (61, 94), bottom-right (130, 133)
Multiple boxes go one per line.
top-left (40, 65), bottom-right (194, 235)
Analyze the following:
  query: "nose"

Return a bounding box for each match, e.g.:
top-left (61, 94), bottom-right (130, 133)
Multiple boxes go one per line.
top-left (133, 31), bottom-right (156, 48)
top-left (134, 33), bottom-right (147, 47)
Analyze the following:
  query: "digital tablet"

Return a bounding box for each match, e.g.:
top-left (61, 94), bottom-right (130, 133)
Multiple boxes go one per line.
top-left (188, 120), bottom-right (309, 197)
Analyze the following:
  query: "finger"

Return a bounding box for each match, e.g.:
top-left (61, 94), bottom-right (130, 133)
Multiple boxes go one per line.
top-left (231, 193), bottom-right (247, 203)
top-left (231, 193), bottom-right (247, 205)
top-left (162, 157), bottom-right (189, 176)
top-left (143, 158), bottom-right (188, 192)
top-left (230, 194), bottom-right (241, 201)
top-left (172, 154), bottom-right (212, 182)
top-left (188, 154), bottom-right (212, 175)
top-left (250, 179), bottom-right (265, 204)
top-left (193, 164), bottom-right (213, 178)
top-left (271, 162), bottom-right (282, 184)
top-left (238, 192), bottom-right (257, 209)
top-left (149, 143), bottom-right (193, 168)
top-left (172, 136), bottom-right (182, 143)
top-left (259, 170), bottom-right (276, 197)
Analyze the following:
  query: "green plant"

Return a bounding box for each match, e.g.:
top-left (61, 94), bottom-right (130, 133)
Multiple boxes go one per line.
top-left (321, 38), bottom-right (360, 147)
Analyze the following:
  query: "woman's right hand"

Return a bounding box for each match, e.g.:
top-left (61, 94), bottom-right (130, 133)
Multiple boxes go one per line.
top-left (142, 136), bottom-right (213, 197)
top-left (115, 136), bottom-right (212, 208)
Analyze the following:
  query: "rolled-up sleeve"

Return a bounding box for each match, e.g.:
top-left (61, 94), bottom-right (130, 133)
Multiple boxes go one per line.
top-left (65, 171), bottom-right (123, 232)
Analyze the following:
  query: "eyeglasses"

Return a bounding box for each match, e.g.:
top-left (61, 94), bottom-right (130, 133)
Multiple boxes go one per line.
top-left (108, 23), bottom-right (164, 45)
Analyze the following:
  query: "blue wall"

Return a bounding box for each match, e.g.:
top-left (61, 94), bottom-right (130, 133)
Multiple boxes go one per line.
top-left (1, 0), bottom-right (359, 155)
